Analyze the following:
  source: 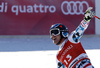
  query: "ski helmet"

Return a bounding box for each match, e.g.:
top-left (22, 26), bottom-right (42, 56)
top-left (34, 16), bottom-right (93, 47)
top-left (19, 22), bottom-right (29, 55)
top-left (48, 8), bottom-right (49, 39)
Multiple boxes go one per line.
top-left (50, 23), bottom-right (69, 39)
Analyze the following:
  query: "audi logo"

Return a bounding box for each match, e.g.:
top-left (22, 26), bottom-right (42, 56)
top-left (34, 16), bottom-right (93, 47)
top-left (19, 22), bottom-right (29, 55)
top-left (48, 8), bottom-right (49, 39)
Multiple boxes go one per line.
top-left (61, 1), bottom-right (89, 15)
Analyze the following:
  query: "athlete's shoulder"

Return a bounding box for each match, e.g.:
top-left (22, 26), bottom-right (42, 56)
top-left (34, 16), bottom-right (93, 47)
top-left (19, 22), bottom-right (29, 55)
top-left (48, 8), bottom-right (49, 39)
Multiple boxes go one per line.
top-left (68, 31), bottom-right (80, 44)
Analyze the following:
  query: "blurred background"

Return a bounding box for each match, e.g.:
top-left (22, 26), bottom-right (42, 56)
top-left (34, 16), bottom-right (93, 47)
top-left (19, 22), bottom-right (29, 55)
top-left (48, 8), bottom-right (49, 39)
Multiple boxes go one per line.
top-left (0, 0), bottom-right (98, 35)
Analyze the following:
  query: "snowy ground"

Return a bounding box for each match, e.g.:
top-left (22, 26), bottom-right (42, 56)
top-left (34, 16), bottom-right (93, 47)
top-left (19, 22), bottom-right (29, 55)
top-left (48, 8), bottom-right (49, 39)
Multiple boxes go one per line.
top-left (0, 35), bottom-right (100, 68)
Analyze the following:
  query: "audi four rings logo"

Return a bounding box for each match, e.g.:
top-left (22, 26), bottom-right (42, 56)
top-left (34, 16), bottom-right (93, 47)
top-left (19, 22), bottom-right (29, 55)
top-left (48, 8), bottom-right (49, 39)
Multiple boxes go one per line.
top-left (61, 1), bottom-right (89, 15)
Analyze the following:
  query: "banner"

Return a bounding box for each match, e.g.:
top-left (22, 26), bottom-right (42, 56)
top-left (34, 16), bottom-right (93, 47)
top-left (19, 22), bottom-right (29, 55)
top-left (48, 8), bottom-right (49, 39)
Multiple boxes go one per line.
top-left (0, 0), bottom-right (95, 35)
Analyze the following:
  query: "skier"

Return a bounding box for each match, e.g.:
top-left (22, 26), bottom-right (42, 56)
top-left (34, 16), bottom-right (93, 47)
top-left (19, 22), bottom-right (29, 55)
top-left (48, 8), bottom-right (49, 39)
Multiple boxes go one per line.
top-left (50, 7), bottom-right (95, 68)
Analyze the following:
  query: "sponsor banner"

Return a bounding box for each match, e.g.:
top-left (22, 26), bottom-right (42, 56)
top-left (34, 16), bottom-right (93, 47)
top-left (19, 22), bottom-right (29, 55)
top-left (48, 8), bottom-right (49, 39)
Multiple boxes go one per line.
top-left (0, 0), bottom-right (95, 35)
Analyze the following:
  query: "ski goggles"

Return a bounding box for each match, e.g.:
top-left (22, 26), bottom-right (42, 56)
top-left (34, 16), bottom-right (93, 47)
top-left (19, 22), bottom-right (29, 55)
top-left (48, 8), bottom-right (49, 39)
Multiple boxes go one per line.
top-left (50, 28), bottom-right (60, 36)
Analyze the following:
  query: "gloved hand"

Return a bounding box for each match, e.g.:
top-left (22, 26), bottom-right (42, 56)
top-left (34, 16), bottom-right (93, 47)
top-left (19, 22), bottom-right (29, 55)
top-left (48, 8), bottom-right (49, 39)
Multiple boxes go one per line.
top-left (84, 7), bottom-right (95, 21)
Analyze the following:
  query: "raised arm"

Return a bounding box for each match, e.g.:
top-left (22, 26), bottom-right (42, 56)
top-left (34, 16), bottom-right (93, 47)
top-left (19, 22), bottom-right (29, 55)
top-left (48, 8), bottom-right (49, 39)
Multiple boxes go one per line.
top-left (69, 7), bottom-right (95, 43)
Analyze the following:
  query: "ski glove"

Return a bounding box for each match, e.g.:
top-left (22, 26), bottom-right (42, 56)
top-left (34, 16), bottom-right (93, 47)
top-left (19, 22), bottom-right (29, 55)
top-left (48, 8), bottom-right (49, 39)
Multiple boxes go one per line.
top-left (84, 7), bottom-right (95, 22)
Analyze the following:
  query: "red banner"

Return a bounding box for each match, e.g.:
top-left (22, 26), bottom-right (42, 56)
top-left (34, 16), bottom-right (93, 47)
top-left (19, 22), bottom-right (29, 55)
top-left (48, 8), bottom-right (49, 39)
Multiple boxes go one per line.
top-left (0, 0), bottom-right (95, 35)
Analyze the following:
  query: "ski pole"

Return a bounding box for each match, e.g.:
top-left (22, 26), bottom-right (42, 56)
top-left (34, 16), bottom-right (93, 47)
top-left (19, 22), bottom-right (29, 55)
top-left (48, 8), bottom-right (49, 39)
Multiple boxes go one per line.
top-left (94, 16), bottom-right (100, 20)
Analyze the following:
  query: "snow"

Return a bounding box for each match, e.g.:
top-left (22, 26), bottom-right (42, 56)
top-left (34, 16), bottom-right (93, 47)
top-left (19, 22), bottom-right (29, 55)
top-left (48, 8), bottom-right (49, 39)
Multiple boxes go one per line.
top-left (0, 35), bottom-right (99, 68)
